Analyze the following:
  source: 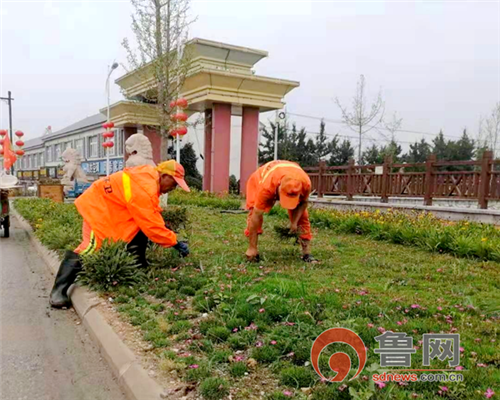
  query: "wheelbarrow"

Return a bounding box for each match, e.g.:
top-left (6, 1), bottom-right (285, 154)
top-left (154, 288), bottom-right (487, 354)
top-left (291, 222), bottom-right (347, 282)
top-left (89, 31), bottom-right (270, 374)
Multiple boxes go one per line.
top-left (0, 189), bottom-right (10, 238)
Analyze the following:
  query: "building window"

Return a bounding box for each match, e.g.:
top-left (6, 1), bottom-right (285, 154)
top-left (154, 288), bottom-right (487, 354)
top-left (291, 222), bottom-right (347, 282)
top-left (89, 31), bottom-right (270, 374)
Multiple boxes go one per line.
top-left (46, 146), bottom-right (53, 162)
top-left (89, 136), bottom-right (98, 158)
top-left (65, 141), bottom-right (72, 150)
top-left (39, 152), bottom-right (44, 167)
top-left (75, 139), bottom-right (84, 157)
top-left (55, 144), bottom-right (62, 161)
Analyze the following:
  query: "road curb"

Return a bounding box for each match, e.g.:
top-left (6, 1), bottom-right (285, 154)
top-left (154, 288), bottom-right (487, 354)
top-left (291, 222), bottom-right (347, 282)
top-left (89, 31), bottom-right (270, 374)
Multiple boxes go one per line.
top-left (11, 206), bottom-right (165, 400)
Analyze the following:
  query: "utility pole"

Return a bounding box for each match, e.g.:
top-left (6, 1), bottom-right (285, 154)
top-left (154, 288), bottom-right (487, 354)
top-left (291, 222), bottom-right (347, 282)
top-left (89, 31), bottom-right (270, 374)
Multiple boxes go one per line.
top-left (0, 91), bottom-right (15, 174)
top-left (274, 111), bottom-right (279, 160)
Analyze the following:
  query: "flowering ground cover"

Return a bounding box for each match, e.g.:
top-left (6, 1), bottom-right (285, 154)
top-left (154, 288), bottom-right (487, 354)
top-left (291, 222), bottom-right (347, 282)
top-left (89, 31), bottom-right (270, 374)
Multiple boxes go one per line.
top-left (14, 196), bottom-right (500, 400)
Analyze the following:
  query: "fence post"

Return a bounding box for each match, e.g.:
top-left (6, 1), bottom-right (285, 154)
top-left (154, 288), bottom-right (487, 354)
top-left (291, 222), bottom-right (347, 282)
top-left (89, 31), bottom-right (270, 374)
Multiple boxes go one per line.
top-left (381, 155), bottom-right (392, 203)
top-left (346, 158), bottom-right (355, 201)
top-left (424, 154), bottom-right (436, 206)
top-left (478, 150), bottom-right (493, 209)
top-left (317, 160), bottom-right (326, 198)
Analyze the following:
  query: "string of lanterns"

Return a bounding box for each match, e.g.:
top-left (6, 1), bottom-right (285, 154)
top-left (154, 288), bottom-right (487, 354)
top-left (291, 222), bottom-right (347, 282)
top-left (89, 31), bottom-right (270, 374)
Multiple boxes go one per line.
top-left (101, 122), bottom-right (115, 149)
top-left (169, 98), bottom-right (189, 137)
top-left (0, 129), bottom-right (25, 156)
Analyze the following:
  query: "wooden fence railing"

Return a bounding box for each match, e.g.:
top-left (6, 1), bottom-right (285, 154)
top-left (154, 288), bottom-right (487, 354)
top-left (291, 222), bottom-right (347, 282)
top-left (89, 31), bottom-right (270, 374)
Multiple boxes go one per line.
top-left (305, 150), bottom-right (500, 209)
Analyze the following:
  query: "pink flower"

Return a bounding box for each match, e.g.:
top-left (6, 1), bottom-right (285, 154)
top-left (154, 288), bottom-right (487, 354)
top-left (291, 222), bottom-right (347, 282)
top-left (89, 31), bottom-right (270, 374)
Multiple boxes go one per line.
top-left (475, 338), bottom-right (481, 343)
top-left (334, 288), bottom-right (340, 293)
top-left (234, 355), bottom-right (245, 362)
top-left (440, 386), bottom-right (448, 392)
top-left (287, 352), bottom-right (295, 357)
top-left (245, 323), bottom-right (258, 331)
top-left (455, 366), bottom-right (464, 371)
top-left (270, 340), bottom-right (277, 345)
top-left (437, 306), bottom-right (443, 311)
top-left (284, 322), bottom-right (296, 326)
top-left (283, 390), bottom-right (293, 397)
top-left (477, 363), bottom-right (487, 368)
top-left (155, 277), bottom-right (159, 281)
top-left (377, 327), bottom-right (386, 333)
top-left (375, 381), bottom-right (386, 389)
top-left (399, 382), bottom-right (408, 386)
top-left (232, 328), bottom-right (238, 333)
top-left (367, 323), bottom-right (374, 328)
top-left (255, 341), bottom-right (263, 348)
top-left (338, 384), bottom-right (347, 391)
top-left (259, 308), bottom-right (265, 313)
top-left (397, 321), bottom-right (403, 326)
top-left (485, 388), bottom-right (495, 399)
top-left (189, 364), bottom-right (199, 369)
top-left (460, 347), bottom-right (464, 353)
top-left (411, 304), bottom-right (420, 309)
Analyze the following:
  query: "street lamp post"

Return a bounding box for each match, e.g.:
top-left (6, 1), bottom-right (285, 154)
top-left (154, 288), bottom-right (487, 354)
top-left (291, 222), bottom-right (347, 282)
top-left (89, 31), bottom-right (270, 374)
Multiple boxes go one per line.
top-left (105, 62), bottom-right (119, 176)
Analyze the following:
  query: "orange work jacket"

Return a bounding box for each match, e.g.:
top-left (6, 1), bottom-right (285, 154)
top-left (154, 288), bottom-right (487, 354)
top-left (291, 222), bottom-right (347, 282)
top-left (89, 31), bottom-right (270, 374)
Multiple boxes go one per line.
top-left (246, 160), bottom-right (312, 212)
top-left (74, 165), bottom-right (177, 247)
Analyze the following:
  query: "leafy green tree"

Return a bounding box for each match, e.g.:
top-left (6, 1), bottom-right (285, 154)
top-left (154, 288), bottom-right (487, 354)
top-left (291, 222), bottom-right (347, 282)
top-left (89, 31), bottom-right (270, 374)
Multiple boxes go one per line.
top-left (432, 130), bottom-right (448, 160)
top-left (380, 139), bottom-right (403, 162)
top-left (328, 138), bottom-right (355, 166)
top-left (362, 144), bottom-right (382, 164)
top-left (314, 120), bottom-right (330, 163)
top-left (404, 138), bottom-right (431, 163)
top-left (168, 142), bottom-right (202, 189)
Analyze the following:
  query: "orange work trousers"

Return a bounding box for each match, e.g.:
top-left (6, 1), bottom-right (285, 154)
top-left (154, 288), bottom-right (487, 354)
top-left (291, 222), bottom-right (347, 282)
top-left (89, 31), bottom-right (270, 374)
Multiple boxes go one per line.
top-left (74, 221), bottom-right (101, 255)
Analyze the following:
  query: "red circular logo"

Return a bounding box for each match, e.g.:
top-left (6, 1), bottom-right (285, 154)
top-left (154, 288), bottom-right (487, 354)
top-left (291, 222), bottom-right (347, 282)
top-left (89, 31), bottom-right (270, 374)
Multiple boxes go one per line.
top-left (311, 328), bottom-right (367, 382)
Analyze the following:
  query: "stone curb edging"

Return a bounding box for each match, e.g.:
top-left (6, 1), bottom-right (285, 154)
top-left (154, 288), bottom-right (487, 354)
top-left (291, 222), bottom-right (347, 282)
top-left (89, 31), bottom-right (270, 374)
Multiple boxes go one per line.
top-left (11, 206), bottom-right (165, 400)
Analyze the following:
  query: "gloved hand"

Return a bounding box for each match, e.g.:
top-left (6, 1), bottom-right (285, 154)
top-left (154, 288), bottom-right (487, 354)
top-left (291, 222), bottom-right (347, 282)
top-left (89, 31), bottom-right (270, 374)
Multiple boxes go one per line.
top-left (173, 241), bottom-right (190, 257)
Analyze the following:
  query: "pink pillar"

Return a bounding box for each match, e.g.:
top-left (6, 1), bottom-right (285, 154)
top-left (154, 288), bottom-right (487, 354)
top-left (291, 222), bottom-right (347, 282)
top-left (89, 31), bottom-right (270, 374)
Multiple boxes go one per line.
top-left (211, 103), bottom-right (232, 193)
top-left (203, 109), bottom-right (213, 191)
top-left (240, 107), bottom-right (260, 195)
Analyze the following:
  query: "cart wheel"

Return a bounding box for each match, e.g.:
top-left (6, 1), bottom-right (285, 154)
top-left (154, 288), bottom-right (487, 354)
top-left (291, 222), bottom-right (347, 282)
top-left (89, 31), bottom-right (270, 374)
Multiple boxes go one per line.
top-left (3, 216), bottom-right (9, 238)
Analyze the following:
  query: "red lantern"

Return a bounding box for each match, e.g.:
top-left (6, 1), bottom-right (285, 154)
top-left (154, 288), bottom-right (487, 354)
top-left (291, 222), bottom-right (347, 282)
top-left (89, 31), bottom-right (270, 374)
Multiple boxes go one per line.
top-left (0, 130), bottom-right (7, 136)
top-left (102, 122), bottom-right (115, 129)
top-left (107, 141), bottom-right (114, 148)
top-left (108, 122), bottom-right (115, 129)
top-left (15, 130), bottom-right (24, 137)
top-left (177, 126), bottom-right (188, 136)
top-left (0, 149), bottom-right (3, 155)
top-left (174, 112), bottom-right (188, 122)
top-left (16, 140), bottom-right (24, 147)
top-left (176, 98), bottom-right (188, 108)
top-left (103, 131), bottom-right (115, 138)
top-left (15, 149), bottom-right (25, 156)
top-left (170, 129), bottom-right (179, 137)
top-left (0, 139), bottom-right (4, 146)
top-left (169, 100), bottom-right (177, 109)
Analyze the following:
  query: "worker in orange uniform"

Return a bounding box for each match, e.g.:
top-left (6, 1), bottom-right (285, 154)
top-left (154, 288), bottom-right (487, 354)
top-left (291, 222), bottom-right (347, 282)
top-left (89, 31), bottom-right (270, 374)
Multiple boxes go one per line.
top-left (245, 160), bottom-right (316, 262)
top-left (50, 160), bottom-right (190, 308)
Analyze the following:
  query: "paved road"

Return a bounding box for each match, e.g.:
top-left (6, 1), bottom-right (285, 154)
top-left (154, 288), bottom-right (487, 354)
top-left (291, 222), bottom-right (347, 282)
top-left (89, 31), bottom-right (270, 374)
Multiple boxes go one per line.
top-left (0, 218), bottom-right (127, 400)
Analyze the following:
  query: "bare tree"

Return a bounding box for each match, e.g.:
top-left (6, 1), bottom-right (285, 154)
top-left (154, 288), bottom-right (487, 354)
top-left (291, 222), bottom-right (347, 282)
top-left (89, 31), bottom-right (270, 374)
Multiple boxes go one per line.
top-left (478, 102), bottom-right (500, 158)
top-left (122, 0), bottom-right (195, 160)
top-left (335, 75), bottom-right (385, 164)
top-left (383, 112), bottom-right (403, 142)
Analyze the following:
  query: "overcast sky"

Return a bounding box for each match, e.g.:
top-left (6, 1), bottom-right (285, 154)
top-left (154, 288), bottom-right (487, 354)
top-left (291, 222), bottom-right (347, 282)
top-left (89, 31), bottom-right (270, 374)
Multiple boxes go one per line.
top-left (1, 0), bottom-right (499, 156)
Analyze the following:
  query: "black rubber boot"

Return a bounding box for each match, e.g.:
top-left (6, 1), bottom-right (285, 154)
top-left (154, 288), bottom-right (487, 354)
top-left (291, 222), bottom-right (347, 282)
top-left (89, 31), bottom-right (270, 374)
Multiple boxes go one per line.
top-left (49, 250), bottom-right (82, 308)
top-left (127, 230), bottom-right (149, 268)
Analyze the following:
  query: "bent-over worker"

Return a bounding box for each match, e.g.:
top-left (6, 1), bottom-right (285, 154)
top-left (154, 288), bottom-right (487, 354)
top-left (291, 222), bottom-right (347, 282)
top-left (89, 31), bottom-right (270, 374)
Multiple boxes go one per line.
top-left (244, 160), bottom-right (316, 262)
top-left (50, 160), bottom-right (190, 308)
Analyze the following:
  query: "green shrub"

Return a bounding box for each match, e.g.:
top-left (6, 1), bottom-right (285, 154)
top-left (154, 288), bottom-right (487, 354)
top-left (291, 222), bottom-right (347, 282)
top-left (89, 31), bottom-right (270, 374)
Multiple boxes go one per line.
top-left (280, 366), bottom-right (317, 388)
top-left (78, 240), bottom-right (144, 292)
top-left (210, 349), bottom-right (231, 364)
top-left (199, 318), bottom-right (221, 335)
top-left (207, 326), bottom-right (230, 343)
top-left (161, 206), bottom-right (189, 232)
top-left (179, 286), bottom-right (196, 296)
top-left (200, 377), bottom-right (229, 400)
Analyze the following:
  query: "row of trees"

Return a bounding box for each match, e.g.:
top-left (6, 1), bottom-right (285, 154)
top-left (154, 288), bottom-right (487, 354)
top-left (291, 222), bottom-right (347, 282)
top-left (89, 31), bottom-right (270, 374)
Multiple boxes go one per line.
top-left (259, 121), bottom-right (480, 167)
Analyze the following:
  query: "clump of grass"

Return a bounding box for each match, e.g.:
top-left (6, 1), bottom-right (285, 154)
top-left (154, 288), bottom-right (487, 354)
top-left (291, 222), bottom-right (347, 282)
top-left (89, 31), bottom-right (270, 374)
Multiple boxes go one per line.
top-left (185, 363), bottom-right (211, 383)
top-left (207, 326), bottom-right (230, 343)
top-left (78, 240), bottom-right (145, 292)
top-left (230, 362), bottom-right (247, 377)
top-left (210, 349), bottom-right (231, 364)
top-left (251, 346), bottom-right (280, 364)
top-left (199, 377), bottom-right (229, 400)
top-left (169, 320), bottom-right (192, 335)
top-left (280, 366), bottom-right (317, 388)
top-left (273, 223), bottom-right (301, 241)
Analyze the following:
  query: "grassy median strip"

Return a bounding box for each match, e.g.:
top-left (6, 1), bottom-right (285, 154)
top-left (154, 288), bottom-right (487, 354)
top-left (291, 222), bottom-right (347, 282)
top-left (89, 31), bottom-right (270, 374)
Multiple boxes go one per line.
top-left (14, 196), bottom-right (500, 400)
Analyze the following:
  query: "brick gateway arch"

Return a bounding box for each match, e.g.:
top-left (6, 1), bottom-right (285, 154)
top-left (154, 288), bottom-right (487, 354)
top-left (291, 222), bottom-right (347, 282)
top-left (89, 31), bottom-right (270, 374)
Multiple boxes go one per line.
top-left (103, 38), bottom-right (299, 194)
